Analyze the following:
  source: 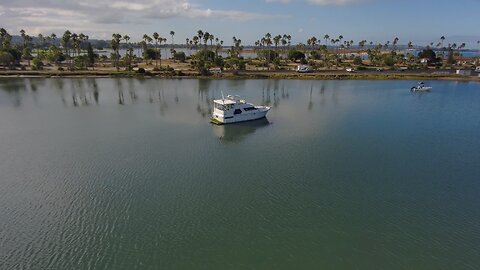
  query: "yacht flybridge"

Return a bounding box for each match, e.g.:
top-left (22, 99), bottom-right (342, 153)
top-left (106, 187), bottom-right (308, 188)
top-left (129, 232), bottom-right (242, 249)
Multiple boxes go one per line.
top-left (211, 94), bottom-right (270, 124)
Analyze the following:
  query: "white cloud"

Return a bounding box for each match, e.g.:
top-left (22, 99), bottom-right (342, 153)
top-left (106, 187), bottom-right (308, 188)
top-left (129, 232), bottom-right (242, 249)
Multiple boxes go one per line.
top-left (265, 0), bottom-right (291, 3)
top-left (265, 0), bottom-right (361, 5)
top-left (0, 0), bottom-right (287, 37)
top-left (110, 2), bottom-right (150, 11)
top-left (307, 0), bottom-right (360, 5)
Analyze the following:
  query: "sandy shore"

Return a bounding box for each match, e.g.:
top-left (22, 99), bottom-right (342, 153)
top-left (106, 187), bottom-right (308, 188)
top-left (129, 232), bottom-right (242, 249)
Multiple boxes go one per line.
top-left (1, 69), bottom-right (479, 82)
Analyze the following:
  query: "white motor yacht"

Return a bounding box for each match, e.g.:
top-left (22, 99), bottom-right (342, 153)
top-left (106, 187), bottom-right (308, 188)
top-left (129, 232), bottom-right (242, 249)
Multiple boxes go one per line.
top-left (411, 82), bottom-right (432, 92)
top-left (211, 94), bottom-right (270, 124)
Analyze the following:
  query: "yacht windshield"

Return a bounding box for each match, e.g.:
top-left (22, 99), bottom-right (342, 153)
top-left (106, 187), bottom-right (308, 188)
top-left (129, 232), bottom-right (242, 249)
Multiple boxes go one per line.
top-left (215, 103), bottom-right (226, 111)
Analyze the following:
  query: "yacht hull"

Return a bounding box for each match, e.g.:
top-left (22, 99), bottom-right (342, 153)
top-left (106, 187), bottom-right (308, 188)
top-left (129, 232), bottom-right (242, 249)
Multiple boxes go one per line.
top-left (212, 107), bottom-right (270, 124)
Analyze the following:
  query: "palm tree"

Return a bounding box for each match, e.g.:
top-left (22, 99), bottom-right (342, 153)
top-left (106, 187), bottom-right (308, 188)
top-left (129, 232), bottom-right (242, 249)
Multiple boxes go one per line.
top-left (264, 33), bottom-right (272, 69)
top-left (70, 33), bottom-right (78, 57)
top-left (281, 35), bottom-right (288, 59)
top-left (312, 36), bottom-right (318, 50)
top-left (209, 34), bottom-right (214, 47)
top-left (477, 40), bottom-right (480, 60)
top-left (0, 28), bottom-right (6, 49)
top-left (393, 37), bottom-right (399, 52)
top-left (20, 29), bottom-right (26, 48)
top-left (78, 33), bottom-right (87, 55)
top-left (358, 40), bottom-right (366, 51)
top-left (22, 33), bottom-right (33, 66)
top-left (37, 33), bottom-right (44, 50)
top-left (61, 30), bottom-right (71, 60)
top-left (193, 36), bottom-right (199, 52)
top-left (162, 37), bottom-right (167, 61)
top-left (153, 32), bottom-right (160, 67)
top-left (197, 30), bottom-right (204, 44)
top-left (273, 35), bottom-right (281, 58)
top-left (111, 33), bottom-right (122, 71)
top-left (440, 36), bottom-right (446, 58)
top-left (338, 35), bottom-right (343, 53)
top-left (50, 33), bottom-right (57, 45)
top-left (143, 34), bottom-right (152, 65)
top-left (123, 35), bottom-right (131, 70)
top-left (170, 30), bottom-right (175, 47)
top-left (203, 32), bottom-right (210, 49)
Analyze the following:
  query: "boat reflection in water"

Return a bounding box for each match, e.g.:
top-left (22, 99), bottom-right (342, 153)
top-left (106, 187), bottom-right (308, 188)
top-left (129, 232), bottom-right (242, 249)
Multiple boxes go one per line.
top-left (212, 117), bottom-right (270, 143)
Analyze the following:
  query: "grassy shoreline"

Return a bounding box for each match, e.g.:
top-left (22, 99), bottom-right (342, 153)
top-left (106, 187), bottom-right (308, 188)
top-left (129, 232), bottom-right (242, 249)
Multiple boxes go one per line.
top-left (0, 70), bottom-right (479, 81)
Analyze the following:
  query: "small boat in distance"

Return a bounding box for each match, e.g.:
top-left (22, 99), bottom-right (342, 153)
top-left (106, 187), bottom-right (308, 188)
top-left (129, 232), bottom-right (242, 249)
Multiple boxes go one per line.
top-left (411, 82), bottom-right (432, 92)
top-left (211, 94), bottom-right (270, 124)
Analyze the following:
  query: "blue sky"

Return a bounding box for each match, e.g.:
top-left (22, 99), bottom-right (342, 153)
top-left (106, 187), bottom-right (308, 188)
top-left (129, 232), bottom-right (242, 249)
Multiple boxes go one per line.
top-left (0, 0), bottom-right (479, 48)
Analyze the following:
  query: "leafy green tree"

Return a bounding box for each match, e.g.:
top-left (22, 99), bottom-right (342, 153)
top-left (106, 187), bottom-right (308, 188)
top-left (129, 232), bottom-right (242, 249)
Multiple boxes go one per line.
top-left (309, 50), bottom-right (320, 60)
top-left (32, 57), bottom-right (43, 70)
top-left (418, 48), bottom-right (438, 63)
top-left (143, 48), bottom-right (160, 61)
top-left (288, 50), bottom-right (305, 61)
top-left (230, 37), bottom-right (243, 58)
top-left (86, 43), bottom-right (96, 69)
top-left (73, 55), bottom-right (89, 70)
top-left (383, 56), bottom-right (395, 66)
top-left (3, 48), bottom-right (22, 65)
top-left (45, 45), bottom-right (64, 64)
top-left (0, 51), bottom-right (14, 67)
top-left (353, 56), bottom-right (363, 65)
top-left (225, 57), bottom-right (246, 71)
top-left (0, 28), bottom-right (11, 49)
top-left (23, 47), bottom-right (32, 66)
top-left (258, 49), bottom-right (278, 61)
top-left (173, 51), bottom-right (186, 62)
top-left (447, 49), bottom-right (455, 65)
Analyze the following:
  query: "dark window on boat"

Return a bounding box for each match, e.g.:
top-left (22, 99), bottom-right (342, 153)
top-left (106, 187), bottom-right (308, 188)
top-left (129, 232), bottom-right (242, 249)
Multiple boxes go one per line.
top-left (215, 103), bottom-right (226, 111)
top-left (243, 107), bottom-right (257, 111)
top-left (225, 116), bottom-right (233, 119)
top-left (234, 109), bottom-right (242, 115)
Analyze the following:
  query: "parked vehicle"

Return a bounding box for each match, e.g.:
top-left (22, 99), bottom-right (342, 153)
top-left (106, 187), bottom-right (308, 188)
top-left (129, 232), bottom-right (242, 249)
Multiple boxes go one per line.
top-left (296, 65), bottom-right (312, 73)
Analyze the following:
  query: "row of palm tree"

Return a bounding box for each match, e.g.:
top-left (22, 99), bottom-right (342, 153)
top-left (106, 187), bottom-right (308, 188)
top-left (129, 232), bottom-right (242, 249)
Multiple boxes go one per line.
top-left (1, 27), bottom-right (478, 71)
top-left (3, 28), bottom-right (477, 59)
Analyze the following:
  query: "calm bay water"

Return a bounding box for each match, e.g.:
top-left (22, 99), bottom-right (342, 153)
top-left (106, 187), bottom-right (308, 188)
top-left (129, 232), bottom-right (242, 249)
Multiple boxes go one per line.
top-left (1, 78), bottom-right (479, 269)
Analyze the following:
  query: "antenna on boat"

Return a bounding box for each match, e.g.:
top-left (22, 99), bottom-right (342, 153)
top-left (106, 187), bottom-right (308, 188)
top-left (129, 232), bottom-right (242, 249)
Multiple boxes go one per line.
top-left (221, 91), bottom-right (225, 101)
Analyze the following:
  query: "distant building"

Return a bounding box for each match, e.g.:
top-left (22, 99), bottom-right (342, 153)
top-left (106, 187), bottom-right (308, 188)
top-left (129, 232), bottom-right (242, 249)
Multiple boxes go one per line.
top-left (456, 69), bottom-right (472, 76)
